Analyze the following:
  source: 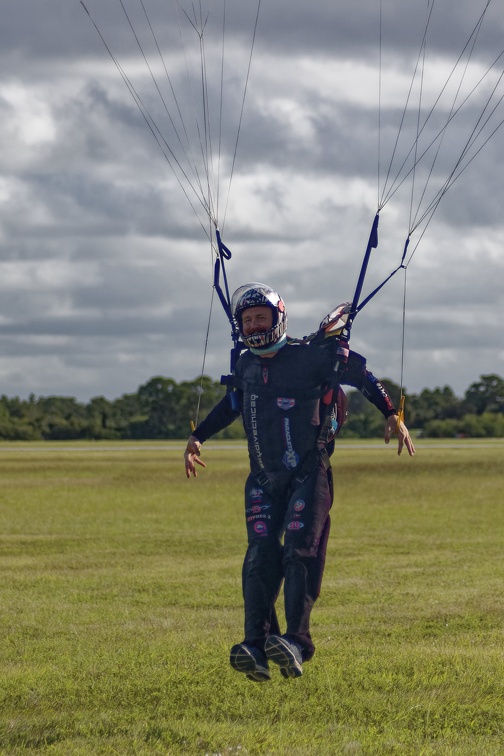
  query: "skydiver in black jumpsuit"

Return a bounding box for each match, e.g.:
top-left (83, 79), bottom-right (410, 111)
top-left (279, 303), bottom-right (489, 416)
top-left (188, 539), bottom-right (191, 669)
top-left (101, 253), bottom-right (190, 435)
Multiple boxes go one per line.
top-left (184, 283), bottom-right (415, 681)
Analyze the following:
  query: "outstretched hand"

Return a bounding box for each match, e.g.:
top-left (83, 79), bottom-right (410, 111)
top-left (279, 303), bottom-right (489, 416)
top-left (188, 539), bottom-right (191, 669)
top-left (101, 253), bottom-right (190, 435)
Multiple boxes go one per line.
top-left (184, 435), bottom-right (207, 478)
top-left (384, 415), bottom-right (416, 456)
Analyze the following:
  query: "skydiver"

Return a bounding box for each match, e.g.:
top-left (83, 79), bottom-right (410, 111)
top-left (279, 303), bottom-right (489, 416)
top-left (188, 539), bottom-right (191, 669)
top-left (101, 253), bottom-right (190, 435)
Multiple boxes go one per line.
top-left (184, 282), bottom-right (415, 681)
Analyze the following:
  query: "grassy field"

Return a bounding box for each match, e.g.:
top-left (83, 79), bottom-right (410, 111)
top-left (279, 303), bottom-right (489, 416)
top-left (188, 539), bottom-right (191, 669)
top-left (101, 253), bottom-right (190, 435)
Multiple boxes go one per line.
top-left (0, 439), bottom-right (503, 755)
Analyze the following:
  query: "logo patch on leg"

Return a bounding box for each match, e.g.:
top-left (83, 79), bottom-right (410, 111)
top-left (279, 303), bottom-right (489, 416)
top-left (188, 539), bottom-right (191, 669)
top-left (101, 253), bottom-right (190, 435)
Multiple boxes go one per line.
top-left (287, 521), bottom-right (304, 531)
top-left (254, 521), bottom-right (268, 536)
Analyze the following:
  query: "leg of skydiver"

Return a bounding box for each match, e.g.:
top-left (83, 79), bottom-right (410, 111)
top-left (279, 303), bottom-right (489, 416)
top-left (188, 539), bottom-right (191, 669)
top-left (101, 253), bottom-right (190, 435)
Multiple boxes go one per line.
top-left (265, 462), bottom-right (333, 676)
top-left (230, 473), bottom-right (284, 681)
top-left (241, 474), bottom-right (284, 646)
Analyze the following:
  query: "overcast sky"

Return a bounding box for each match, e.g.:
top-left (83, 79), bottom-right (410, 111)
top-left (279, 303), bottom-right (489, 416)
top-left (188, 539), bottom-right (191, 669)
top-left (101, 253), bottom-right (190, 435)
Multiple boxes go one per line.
top-left (1, 0), bottom-right (503, 402)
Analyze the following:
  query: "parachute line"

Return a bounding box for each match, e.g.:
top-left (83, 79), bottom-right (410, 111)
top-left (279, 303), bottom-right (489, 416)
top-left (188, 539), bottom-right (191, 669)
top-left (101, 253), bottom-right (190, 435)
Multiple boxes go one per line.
top-left (378, 0), bottom-right (436, 210)
top-left (221, 0), bottom-right (263, 233)
top-left (379, 0), bottom-right (499, 223)
top-left (377, 0), bottom-right (383, 207)
top-left (80, 2), bottom-right (215, 240)
top-left (80, 0), bottom-right (262, 242)
top-left (352, 0), bottom-right (503, 323)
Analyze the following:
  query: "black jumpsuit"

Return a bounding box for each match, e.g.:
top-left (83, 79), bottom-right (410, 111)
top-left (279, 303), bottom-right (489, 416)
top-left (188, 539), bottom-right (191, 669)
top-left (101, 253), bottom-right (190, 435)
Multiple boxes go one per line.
top-left (193, 340), bottom-right (396, 661)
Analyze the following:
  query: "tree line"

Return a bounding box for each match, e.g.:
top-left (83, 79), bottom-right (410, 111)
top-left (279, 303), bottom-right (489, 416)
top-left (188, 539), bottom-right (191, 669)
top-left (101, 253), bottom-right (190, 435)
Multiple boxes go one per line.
top-left (0, 373), bottom-right (503, 441)
top-left (346, 373), bottom-right (504, 439)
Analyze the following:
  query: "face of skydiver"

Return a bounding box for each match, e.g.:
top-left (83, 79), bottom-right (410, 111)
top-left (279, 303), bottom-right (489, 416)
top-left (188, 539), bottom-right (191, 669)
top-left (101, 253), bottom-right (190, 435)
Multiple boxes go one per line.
top-left (232, 282), bottom-right (287, 350)
top-left (240, 306), bottom-right (274, 338)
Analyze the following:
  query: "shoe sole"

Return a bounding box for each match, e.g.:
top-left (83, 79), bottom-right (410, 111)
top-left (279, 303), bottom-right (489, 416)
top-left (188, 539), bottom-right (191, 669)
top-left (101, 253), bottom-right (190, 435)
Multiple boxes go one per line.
top-left (265, 636), bottom-right (303, 679)
top-left (230, 645), bottom-right (270, 682)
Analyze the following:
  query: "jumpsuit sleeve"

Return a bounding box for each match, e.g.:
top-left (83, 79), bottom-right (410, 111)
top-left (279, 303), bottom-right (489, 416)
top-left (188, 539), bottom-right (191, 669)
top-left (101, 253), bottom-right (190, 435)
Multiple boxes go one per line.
top-left (342, 350), bottom-right (397, 418)
top-left (192, 391), bottom-right (242, 443)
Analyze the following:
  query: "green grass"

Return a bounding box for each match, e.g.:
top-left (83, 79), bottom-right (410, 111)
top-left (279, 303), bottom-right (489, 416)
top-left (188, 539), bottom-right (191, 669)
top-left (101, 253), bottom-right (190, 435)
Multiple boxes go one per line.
top-left (0, 440), bottom-right (503, 755)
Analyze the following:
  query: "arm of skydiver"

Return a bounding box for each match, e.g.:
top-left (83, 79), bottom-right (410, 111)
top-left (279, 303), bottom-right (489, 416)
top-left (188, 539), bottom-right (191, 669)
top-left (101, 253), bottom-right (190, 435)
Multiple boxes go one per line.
top-left (384, 414), bottom-right (416, 456)
top-left (183, 392), bottom-right (242, 478)
top-left (342, 350), bottom-right (415, 456)
top-left (184, 435), bottom-right (206, 478)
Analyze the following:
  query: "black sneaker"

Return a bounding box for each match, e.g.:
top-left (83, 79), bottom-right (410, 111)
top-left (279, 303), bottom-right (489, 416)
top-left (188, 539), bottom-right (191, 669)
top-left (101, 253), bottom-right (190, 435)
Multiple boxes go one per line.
top-left (230, 643), bottom-right (271, 682)
top-left (264, 635), bottom-right (303, 679)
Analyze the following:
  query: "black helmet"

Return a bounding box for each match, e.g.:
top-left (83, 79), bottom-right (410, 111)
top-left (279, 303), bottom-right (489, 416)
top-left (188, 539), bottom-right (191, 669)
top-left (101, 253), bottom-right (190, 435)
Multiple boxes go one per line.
top-left (231, 282), bottom-right (287, 349)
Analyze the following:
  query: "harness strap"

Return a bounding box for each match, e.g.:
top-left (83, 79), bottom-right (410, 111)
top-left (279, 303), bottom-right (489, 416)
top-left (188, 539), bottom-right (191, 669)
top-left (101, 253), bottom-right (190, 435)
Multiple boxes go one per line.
top-left (253, 448), bottom-right (331, 494)
top-left (224, 375), bottom-right (322, 400)
top-left (292, 448), bottom-right (331, 487)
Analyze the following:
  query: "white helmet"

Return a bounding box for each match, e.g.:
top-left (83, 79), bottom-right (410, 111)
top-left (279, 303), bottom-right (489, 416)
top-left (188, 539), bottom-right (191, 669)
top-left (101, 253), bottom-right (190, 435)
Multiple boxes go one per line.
top-left (231, 282), bottom-right (287, 349)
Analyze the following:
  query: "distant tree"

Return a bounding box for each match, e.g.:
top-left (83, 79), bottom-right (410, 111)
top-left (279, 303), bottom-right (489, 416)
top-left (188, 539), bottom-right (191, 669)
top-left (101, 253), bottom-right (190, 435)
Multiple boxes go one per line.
top-left (0, 372), bottom-right (501, 441)
top-left (0, 398), bottom-right (39, 440)
top-left (86, 396), bottom-right (121, 439)
top-left (133, 375), bottom-right (226, 438)
top-left (460, 412), bottom-right (504, 437)
top-left (343, 389), bottom-right (384, 439)
top-left (408, 385), bottom-right (465, 428)
top-left (464, 374), bottom-right (504, 415)
top-left (341, 403), bottom-right (384, 438)
top-left (0, 395), bottom-right (26, 420)
top-left (423, 412), bottom-right (504, 438)
top-left (345, 388), bottom-right (367, 416)
top-left (35, 396), bottom-right (88, 440)
top-left (178, 376), bottom-right (226, 427)
top-left (112, 392), bottom-right (145, 437)
top-left (135, 376), bottom-right (179, 437)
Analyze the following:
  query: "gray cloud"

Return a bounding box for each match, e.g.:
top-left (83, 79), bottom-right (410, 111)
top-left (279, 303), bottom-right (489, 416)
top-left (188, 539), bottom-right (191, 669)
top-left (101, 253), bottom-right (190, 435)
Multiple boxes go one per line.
top-left (0, 0), bottom-right (503, 402)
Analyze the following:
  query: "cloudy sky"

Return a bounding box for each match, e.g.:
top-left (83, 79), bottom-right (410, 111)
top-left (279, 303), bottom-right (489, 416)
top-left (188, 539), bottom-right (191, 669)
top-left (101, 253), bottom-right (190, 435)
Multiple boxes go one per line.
top-left (1, 0), bottom-right (503, 402)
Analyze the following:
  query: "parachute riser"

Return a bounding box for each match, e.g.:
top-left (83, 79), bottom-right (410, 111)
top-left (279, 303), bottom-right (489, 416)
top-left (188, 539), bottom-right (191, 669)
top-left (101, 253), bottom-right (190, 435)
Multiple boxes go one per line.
top-left (340, 213), bottom-right (380, 342)
top-left (343, 215), bottom-right (411, 343)
top-left (339, 214), bottom-right (409, 428)
top-left (213, 229), bottom-right (243, 395)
